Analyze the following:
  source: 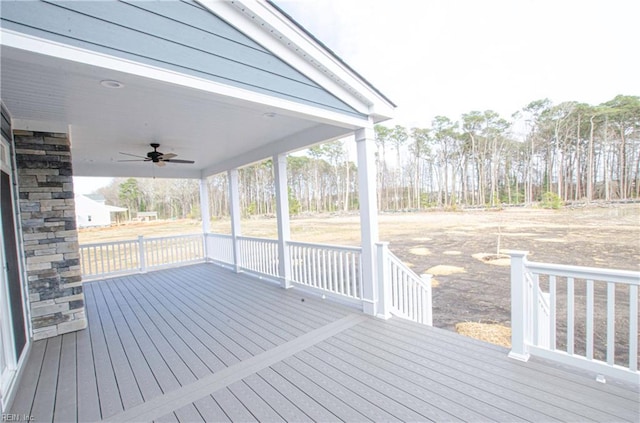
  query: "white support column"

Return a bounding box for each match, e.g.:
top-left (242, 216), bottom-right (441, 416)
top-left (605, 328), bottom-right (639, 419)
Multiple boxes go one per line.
top-left (509, 250), bottom-right (531, 361)
top-left (356, 124), bottom-right (380, 316)
top-left (199, 178), bottom-right (211, 260)
top-left (228, 169), bottom-right (242, 273)
top-left (273, 153), bottom-right (292, 288)
top-left (199, 177), bottom-right (211, 234)
top-left (376, 242), bottom-right (391, 319)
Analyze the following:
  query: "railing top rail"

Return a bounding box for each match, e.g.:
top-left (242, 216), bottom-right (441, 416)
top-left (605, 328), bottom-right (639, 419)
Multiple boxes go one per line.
top-left (205, 233), bottom-right (232, 239)
top-left (524, 259), bottom-right (640, 285)
top-left (287, 240), bottom-right (362, 253)
top-left (236, 235), bottom-right (278, 243)
top-left (143, 233), bottom-right (203, 242)
top-left (80, 239), bottom-right (139, 248)
top-left (80, 233), bottom-right (203, 248)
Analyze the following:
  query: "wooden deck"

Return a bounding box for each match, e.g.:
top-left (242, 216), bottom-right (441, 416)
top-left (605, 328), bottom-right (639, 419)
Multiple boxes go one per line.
top-left (10, 263), bottom-right (639, 422)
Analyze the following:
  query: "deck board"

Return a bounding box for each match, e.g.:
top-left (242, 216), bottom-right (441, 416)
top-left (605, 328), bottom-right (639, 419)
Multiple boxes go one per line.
top-left (52, 333), bottom-right (77, 423)
top-left (30, 337), bottom-right (61, 423)
top-left (9, 263), bottom-right (639, 422)
top-left (191, 395), bottom-right (229, 422)
top-left (116, 274), bottom-right (219, 378)
top-left (255, 367), bottom-right (339, 422)
top-left (102, 280), bottom-right (181, 395)
top-left (75, 318), bottom-right (100, 423)
top-left (109, 278), bottom-right (198, 387)
top-left (9, 338), bottom-right (45, 416)
top-left (348, 321), bottom-right (628, 421)
top-left (358, 317), bottom-right (639, 420)
top-left (90, 281), bottom-right (145, 410)
top-left (83, 284), bottom-right (123, 419)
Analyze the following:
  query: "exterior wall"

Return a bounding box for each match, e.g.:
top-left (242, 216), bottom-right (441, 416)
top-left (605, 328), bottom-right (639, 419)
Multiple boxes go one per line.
top-left (13, 131), bottom-right (86, 340)
top-left (75, 195), bottom-right (111, 228)
top-left (0, 0), bottom-right (364, 119)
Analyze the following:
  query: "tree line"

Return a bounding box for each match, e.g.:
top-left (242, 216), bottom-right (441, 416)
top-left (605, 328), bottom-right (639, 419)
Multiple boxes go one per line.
top-left (96, 95), bottom-right (639, 218)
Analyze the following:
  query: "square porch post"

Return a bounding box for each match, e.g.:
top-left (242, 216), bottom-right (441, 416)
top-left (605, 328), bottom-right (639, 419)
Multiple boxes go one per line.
top-left (273, 153), bottom-right (292, 288)
top-left (356, 123), bottom-right (380, 316)
top-left (199, 178), bottom-right (211, 259)
top-left (199, 177), bottom-right (211, 233)
top-left (228, 169), bottom-right (242, 273)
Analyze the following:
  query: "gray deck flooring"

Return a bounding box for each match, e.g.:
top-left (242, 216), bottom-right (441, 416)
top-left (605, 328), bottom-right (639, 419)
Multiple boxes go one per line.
top-left (9, 263), bottom-right (639, 422)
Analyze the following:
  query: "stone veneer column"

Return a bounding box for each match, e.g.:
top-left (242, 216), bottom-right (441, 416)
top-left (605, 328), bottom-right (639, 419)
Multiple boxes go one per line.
top-left (13, 130), bottom-right (86, 340)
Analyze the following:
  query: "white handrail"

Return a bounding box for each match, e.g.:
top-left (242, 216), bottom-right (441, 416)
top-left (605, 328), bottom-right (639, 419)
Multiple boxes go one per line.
top-left (378, 242), bottom-right (432, 326)
top-left (80, 234), bottom-right (205, 280)
top-left (510, 251), bottom-right (640, 384)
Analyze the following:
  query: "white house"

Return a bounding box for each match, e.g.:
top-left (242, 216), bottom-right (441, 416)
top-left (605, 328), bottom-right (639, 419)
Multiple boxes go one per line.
top-left (74, 194), bottom-right (127, 228)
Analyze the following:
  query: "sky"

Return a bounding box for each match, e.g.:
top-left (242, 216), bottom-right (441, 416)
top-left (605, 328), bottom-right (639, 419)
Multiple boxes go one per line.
top-left (74, 0), bottom-right (639, 194)
top-left (276, 0), bottom-right (639, 129)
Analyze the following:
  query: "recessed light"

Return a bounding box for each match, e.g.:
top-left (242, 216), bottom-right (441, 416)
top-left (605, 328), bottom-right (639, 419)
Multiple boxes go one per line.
top-left (100, 80), bottom-right (124, 89)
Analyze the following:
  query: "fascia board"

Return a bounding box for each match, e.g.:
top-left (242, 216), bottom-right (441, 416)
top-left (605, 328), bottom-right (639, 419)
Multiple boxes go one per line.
top-left (197, 0), bottom-right (395, 120)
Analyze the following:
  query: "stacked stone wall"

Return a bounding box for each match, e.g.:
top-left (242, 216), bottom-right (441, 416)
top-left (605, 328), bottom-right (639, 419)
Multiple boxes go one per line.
top-left (13, 130), bottom-right (86, 340)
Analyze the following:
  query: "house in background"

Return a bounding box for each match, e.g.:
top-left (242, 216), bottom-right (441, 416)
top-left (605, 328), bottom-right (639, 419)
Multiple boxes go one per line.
top-left (74, 194), bottom-right (127, 228)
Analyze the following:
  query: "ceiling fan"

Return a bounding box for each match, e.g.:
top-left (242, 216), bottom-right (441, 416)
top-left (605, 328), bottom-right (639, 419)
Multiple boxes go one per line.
top-left (118, 143), bottom-right (195, 167)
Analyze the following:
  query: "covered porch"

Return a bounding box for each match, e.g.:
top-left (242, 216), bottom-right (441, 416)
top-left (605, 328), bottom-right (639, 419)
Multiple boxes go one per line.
top-left (10, 264), bottom-right (639, 422)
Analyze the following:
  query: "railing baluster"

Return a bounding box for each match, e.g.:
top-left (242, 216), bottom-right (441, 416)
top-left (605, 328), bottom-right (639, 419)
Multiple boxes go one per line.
top-left (567, 277), bottom-right (574, 355)
top-left (629, 285), bottom-right (638, 372)
top-left (586, 279), bottom-right (594, 360)
top-left (322, 249), bottom-right (327, 291)
top-left (533, 273), bottom-right (540, 345)
top-left (338, 252), bottom-right (344, 295)
top-left (351, 253), bottom-right (357, 297)
top-left (606, 282), bottom-right (615, 365)
top-left (549, 275), bottom-right (556, 350)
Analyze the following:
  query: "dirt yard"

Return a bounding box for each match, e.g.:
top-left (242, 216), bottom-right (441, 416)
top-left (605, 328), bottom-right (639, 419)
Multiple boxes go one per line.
top-left (80, 204), bottom-right (640, 361)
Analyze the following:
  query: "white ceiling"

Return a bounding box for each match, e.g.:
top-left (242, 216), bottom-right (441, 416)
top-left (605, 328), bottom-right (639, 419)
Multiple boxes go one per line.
top-left (0, 46), bottom-right (358, 179)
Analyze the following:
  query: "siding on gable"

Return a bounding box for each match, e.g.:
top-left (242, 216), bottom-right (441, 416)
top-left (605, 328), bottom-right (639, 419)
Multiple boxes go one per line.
top-left (0, 0), bottom-right (365, 119)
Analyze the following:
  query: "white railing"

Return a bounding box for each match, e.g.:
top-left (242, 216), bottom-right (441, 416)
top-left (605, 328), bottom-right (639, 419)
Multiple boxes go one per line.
top-left (288, 241), bottom-right (363, 300)
top-left (378, 243), bottom-right (433, 325)
top-left (80, 234), bottom-right (204, 280)
top-left (510, 251), bottom-right (640, 384)
top-left (142, 234), bottom-right (204, 270)
top-left (80, 238), bottom-right (140, 277)
top-left (525, 272), bottom-right (551, 349)
top-left (205, 233), bottom-right (234, 265)
top-left (237, 236), bottom-right (279, 278)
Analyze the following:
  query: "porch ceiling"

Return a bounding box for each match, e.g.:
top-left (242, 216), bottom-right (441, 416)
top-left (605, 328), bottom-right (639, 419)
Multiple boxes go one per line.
top-left (0, 46), bottom-right (360, 179)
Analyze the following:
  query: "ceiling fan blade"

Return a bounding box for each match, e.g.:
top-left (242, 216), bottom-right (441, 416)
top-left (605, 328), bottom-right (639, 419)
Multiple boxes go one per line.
top-left (161, 153), bottom-right (177, 159)
top-left (117, 159), bottom-right (148, 162)
top-left (119, 152), bottom-right (147, 159)
top-left (155, 161), bottom-right (166, 167)
top-left (163, 159), bottom-right (195, 164)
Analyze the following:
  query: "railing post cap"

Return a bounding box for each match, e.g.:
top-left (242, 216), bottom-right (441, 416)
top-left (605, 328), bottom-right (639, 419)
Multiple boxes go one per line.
top-left (375, 241), bottom-right (390, 247)
top-left (508, 250), bottom-right (529, 258)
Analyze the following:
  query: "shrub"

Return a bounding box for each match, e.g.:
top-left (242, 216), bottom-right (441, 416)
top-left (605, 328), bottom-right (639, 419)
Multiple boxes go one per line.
top-left (540, 192), bottom-right (562, 209)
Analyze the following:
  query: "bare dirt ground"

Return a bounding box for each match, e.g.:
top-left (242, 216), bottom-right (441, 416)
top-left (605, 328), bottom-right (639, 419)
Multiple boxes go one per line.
top-left (80, 204), bottom-right (639, 360)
